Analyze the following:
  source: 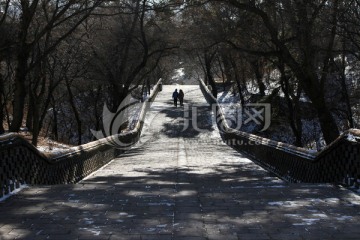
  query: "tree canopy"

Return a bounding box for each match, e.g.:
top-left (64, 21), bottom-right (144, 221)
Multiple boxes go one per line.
top-left (0, 0), bottom-right (359, 149)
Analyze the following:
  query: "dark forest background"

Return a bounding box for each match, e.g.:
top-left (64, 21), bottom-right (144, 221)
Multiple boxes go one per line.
top-left (0, 0), bottom-right (359, 150)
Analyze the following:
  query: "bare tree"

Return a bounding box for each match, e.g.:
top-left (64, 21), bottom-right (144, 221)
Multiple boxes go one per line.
top-left (10, 0), bottom-right (103, 132)
top-left (90, 0), bottom-right (178, 112)
top-left (220, 0), bottom-right (341, 144)
top-left (0, 0), bottom-right (15, 133)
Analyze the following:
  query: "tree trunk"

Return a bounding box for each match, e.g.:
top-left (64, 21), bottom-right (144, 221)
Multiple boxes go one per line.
top-left (286, 63), bottom-right (340, 144)
top-left (51, 96), bottom-right (58, 141)
top-left (240, 61), bottom-right (249, 95)
top-left (204, 51), bottom-right (217, 98)
top-left (274, 36), bottom-right (340, 145)
top-left (93, 86), bottom-right (102, 131)
top-left (141, 79), bottom-right (146, 102)
top-left (339, 52), bottom-right (354, 128)
top-left (317, 105), bottom-right (339, 143)
top-left (10, 0), bottom-right (35, 132)
top-left (221, 54), bottom-right (233, 85)
top-left (229, 58), bottom-right (245, 106)
top-left (66, 78), bottom-right (82, 145)
top-left (10, 51), bottom-right (29, 131)
top-left (278, 62), bottom-right (302, 147)
top-left (226, 0), bottom-right (340, 145)
top-left (0, 69), bottom-right (5, 134)
top-left (250, 60), bottom-right (266, 96)
top-left (217, 55), bottom-right (226, 91)
top-left (30, 61), bottom-right (48, 146)
top-left (305, 80), bottom-right (340, 144)
top-left (26, 93), bottom-right (34, 131)
top-left (31, 97), bottom-right (40, 146)
top-left (108, 84), bottom-right (124, 113)
top-left (146, 79), bottom-right (150, 95)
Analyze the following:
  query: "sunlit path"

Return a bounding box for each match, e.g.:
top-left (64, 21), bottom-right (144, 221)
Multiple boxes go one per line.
top-left (0, 85), bottom-right (360, 239)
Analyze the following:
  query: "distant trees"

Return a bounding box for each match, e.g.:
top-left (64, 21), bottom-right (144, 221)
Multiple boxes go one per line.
top-left (177, 0), bottom-right (360, 147)
top-left (89, 0), bottom-right (178, 112)
top-left (339, 0), bottom-right (360, 129)
top-left (1, 0), bottom-right (359, 147)
top-left (0, 0), bottom-right (180, 146)
top-left (10, 0), bottom-right (103, 133)
top-left (0, 0), bottom-right (15, 134)
top-left (214, 0), bottom-right (339, 144)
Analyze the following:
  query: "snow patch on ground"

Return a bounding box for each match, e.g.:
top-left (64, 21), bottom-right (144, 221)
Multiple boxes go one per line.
top-left (37, 145), bottom-right (72, 154)
top-left (0, 184), bottom-right (29, 202)
top-left (347, 133), bottom-right (359, 142)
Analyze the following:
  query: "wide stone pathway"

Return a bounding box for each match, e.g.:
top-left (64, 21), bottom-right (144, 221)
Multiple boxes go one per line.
top-left (1, 85), bottom-right (360, 240)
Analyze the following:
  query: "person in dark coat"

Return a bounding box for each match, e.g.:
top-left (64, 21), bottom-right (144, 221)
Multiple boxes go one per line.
top-left (178, 89), bottom-right (184, 107)
top-left (172, 89), bottom-right (178, 107)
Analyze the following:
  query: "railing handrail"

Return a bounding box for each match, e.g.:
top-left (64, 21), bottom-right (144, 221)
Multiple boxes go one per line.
top-left (0, 78), bottom-right (162, 162)
top-left (199, 78), bottom-right (360, 184)
top-left (199, 78), bottom-right (360, 159)
top-left (0, 78), bottom-right (163, 197)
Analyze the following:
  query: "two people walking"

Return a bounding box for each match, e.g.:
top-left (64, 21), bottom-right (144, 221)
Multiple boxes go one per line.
top-left (172, 89), bottom-right (184, 107)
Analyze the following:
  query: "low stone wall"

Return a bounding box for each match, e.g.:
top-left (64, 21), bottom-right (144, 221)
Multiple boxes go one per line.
top-left (199, 79), bottom-right (360, 186)
top-left (0, 79), bottom-right (162, 198)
